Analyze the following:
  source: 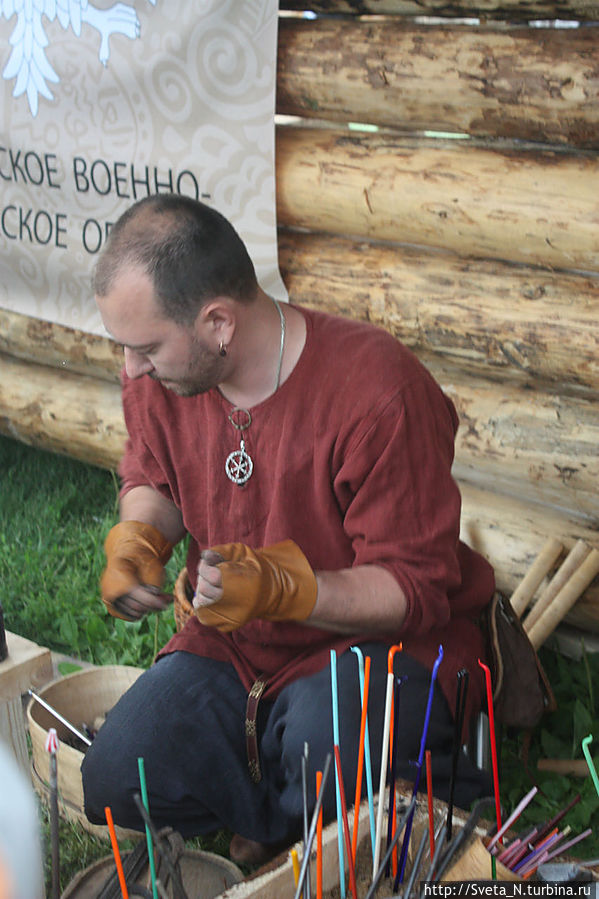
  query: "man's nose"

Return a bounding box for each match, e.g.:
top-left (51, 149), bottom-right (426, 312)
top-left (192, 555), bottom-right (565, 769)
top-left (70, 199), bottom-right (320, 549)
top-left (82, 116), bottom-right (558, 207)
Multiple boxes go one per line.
top-left (124, 346), bottom-right (154, 379)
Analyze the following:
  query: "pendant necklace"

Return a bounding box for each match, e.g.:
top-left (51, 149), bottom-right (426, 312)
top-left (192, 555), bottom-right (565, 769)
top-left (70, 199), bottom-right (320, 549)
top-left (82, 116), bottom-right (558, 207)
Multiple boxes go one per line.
top-left (225, 299), bottom-right (286, 486)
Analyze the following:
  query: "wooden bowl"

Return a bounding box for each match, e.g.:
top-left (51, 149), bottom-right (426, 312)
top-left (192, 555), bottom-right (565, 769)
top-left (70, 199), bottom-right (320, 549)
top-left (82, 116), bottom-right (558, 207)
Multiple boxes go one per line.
top-left (62, 848), bottom-right (244, 898)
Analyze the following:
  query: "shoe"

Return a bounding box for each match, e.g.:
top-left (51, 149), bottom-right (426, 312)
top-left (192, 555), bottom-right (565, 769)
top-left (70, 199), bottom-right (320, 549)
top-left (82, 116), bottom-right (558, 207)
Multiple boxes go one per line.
top-left (229, 833), bottom-right (287, 867)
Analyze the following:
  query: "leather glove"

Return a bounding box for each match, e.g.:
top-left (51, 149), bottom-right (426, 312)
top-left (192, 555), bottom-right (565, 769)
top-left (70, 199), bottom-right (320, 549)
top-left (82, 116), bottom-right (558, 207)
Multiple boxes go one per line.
top-left (194, 540), bottom-right (318, 632)
top-left (100, 521), bottom-right (174, 619)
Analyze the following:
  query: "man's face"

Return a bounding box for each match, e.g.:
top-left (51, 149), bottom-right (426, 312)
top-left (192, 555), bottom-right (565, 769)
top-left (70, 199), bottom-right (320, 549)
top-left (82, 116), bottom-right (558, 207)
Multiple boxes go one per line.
top-left (96, 266), bottom-right (225, 397)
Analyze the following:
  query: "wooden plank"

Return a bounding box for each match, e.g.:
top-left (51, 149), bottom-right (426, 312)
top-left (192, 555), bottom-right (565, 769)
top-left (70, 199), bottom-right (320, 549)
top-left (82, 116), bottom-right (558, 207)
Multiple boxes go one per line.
top-left (279, 0), bottom-right (599, 21)
top-left (0, 632), bottom-right (53, 771)
top-left (0, 632), bottom-right (53, 702)
top-left (428, 360), bottom-right (599, 523)
top-left (276, 125), bottom-right (599, 273)
top-left (278, 19), bottom-right (599, 147)
top-left (0, 697), bottom-right (30, 770)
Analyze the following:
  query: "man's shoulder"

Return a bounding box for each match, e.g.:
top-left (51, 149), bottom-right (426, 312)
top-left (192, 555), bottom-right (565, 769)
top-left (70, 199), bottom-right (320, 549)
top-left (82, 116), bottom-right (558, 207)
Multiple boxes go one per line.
top-left (303, 304), bottom-right (396, 342)
top-left (294, 305), bottom-right (450, 433)
top-left (300, 304), bottom-right (427, 382)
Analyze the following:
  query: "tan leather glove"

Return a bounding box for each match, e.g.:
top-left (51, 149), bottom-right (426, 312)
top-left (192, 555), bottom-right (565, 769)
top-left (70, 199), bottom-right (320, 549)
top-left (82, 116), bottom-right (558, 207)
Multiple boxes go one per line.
top-left (194, 540), bottom-right (318, 632)
top-left (101, 521), bottom-right (174, 619)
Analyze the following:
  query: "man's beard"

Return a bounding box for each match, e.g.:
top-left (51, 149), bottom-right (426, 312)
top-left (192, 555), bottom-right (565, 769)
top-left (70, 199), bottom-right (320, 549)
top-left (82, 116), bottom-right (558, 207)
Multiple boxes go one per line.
top-left (151, 335), bottom-right (225, 397)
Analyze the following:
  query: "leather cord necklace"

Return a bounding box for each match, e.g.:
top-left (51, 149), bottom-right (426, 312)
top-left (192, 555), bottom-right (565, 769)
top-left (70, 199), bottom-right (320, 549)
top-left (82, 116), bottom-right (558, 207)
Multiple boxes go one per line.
top-left (224, 298), bottom-right (286, 486)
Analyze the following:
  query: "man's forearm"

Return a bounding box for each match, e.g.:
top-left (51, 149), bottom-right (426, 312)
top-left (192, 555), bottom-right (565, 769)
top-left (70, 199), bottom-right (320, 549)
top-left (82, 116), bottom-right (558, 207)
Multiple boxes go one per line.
top-left (120, 485), bottom-right (186, 545)
top-left (309, 565), bottom-right (408, 634)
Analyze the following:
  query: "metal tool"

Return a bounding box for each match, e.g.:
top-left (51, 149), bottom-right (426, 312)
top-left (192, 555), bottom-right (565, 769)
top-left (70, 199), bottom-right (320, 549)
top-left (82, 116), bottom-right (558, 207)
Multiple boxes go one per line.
top-left (28, 688), bottom-right (92, 747)
top-left (46, 728), bottom-right (60, 899)
top-left (402, 823), bottom-right (431, 899)
top-left (433, 796), bottom-right (496, 881)
top-left (293, 752), bottom-right (332, 899)
top-left (422, 823), bottom-right (448, 884)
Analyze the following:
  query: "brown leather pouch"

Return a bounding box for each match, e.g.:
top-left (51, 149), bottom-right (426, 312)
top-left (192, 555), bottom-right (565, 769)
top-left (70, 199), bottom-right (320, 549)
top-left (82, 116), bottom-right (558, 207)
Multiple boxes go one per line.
top-left (483, 592), bottom-right (556, 728)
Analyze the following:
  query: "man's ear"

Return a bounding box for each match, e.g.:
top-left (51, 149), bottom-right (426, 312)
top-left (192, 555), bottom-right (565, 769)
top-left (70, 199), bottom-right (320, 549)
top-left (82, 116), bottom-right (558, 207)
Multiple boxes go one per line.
top-left (195, 297), bottom-right (236, 346)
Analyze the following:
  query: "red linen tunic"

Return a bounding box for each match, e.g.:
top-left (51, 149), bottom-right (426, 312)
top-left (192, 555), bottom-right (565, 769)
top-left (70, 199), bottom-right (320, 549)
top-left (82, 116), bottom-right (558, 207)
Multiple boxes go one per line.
top-left (119, 305), bottom-right (494, 725)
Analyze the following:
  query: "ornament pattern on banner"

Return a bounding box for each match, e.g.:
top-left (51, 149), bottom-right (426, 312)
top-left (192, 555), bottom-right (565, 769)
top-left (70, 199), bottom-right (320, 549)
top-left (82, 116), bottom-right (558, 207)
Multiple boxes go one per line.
top-left (0, 0), bottom-right (286, 335)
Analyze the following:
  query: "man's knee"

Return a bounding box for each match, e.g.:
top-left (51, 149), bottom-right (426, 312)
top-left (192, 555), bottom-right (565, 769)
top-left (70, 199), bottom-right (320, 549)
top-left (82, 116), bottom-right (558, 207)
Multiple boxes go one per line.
top-left (81, 736), bottom-right (140, 828)
top-left (80, 747), bottom-right (108, 824)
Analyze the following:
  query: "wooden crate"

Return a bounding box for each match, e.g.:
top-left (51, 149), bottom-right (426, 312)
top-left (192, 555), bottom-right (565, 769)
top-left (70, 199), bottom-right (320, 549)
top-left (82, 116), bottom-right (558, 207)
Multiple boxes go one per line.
top-left (0, 631), bottom-right (53, 771)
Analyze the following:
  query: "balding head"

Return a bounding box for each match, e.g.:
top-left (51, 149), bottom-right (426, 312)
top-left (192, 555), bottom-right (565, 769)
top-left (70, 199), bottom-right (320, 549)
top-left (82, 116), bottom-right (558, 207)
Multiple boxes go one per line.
top-left (93, 195), bottom-right (259, 325)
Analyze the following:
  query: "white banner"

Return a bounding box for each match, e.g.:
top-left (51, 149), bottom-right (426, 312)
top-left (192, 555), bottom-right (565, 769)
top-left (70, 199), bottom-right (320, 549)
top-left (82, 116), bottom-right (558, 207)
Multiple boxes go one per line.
top-left (0, 0), bottom-right (286, 336)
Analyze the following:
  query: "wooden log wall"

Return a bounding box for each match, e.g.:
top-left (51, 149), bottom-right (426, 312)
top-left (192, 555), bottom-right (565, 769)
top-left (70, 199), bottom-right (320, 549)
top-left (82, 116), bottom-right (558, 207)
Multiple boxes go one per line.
top-left (1, 0), bottom-right (598, 629)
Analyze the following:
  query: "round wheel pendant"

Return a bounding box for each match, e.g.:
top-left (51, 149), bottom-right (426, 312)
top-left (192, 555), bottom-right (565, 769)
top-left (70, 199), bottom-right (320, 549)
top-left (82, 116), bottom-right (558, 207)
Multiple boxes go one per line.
top-left (225, 444), bottom-right (253, 485)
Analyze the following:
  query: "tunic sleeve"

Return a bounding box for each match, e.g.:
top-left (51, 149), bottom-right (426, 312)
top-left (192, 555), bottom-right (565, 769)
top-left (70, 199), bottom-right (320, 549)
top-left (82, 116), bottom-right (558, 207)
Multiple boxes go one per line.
top-left (334, 371), bottom-right (470, 636)
top-left (117, 371), bottom-right (175, 504)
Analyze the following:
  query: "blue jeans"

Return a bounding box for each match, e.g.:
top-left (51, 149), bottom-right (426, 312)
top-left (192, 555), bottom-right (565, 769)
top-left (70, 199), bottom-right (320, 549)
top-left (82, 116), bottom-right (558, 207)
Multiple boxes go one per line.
top-left (81, 644), bottom-right (491, 843)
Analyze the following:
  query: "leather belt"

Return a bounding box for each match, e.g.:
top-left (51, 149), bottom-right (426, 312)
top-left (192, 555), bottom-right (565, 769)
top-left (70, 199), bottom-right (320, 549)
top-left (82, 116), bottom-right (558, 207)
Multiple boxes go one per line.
top-left (183, 570), bottom-right (268, 784)
top-left (245, 676), bottom-right (268, 783)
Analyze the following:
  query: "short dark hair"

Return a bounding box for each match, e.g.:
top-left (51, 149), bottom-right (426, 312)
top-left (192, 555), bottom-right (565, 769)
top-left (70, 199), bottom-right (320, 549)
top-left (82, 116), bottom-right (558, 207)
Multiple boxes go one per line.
top-left (92, 194), bottom-right (259, 324)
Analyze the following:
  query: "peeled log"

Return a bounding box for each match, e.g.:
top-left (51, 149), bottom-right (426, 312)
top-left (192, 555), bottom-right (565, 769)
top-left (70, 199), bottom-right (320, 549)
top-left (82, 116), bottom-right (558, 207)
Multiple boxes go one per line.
top-left (1, 352), bottom-right (597, 631)
top-left (0, 353), bottom-right (125, 470)
top-left (4, 235), bottom-right (599, 392)
top-left (279, 0), bottom-right (599, 21)
top-left (276, 126), bottom-right (599, 273)
top-left (279, 231), bottom-right (599, 392)
top-left (0, 308), bottom-right (121, 383)
top-left (278, 19), bottom-right (599, 147)
top-left (7, 236), bottom-right (599, 393)
top-left (2, 310), bottom-right (598, 520)
top-left (436, 369), bottom-right (599, 524)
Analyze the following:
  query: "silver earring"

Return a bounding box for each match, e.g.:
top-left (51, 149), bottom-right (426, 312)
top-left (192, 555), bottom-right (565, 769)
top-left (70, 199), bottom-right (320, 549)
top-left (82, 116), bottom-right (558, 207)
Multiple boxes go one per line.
top-left (219, 341), bottom-right (227, 357)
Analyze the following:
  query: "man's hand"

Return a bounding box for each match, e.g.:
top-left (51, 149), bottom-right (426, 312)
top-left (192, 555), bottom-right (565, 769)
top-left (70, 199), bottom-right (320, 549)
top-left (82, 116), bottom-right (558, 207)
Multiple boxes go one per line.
top-left (101, 521), bottom-right (174, 620)
top-left (194, 549), bottom-right (226, 606)
top-left (193, 540), bottom-right (317, 632)
top-left (109, 584), bottom-right (174, 621)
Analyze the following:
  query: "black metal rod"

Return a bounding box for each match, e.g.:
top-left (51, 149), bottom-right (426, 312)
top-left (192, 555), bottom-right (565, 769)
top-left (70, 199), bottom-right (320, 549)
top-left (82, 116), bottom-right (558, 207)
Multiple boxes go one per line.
top-left (446, 669), bottom-right (469, 841)
top-left (365, 796), bottom-right (417, 899)
top-left (302, 743), bottom-right (312, 899)
top-left (132, 793), bottom-right (189, 899)
top-left (434, 797), bottom-right (496, 882)
top-left (49, 752), bottom-right (60, 899)
top-left (402, 826), bottom-right (430, 899)
top-left (294, 752), bottom-right (332, 899)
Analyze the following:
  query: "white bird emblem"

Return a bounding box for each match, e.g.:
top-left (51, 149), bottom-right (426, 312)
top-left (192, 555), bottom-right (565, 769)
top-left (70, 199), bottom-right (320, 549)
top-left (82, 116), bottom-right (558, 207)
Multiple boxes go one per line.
top-left (0, 0), bottom-right (156, 117)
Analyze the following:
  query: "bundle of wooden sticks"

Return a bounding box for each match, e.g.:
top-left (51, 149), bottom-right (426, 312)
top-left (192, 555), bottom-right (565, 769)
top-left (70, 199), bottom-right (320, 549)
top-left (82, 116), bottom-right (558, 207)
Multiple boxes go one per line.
top-left (510, 538), bottom-right (599, 650)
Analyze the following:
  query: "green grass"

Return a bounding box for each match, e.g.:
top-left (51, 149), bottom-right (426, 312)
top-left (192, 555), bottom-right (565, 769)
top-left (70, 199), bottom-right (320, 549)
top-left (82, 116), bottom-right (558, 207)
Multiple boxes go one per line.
top-left (500, 647), bottom-right (599, 855)
top-left (36, 800), bottom-right (234, 895)
top-left (2, 433), bottom-right (599, 893)
top-left (0, 434), bottom-right (185, 667)
top-left (0, 434), bottom-right (198, 894)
